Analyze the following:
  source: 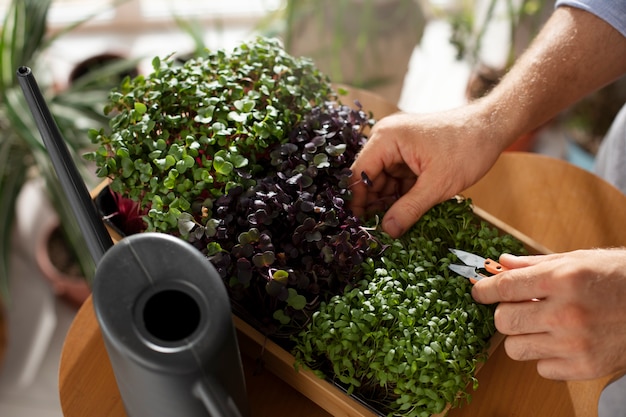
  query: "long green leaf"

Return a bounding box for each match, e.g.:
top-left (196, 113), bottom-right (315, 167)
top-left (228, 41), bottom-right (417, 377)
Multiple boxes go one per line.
top-left (0, 0), bottom-right (51, 303)
top-left (0, 0), bottom-right (125, 302)
top-left (0, 0), bottom-right (49, 155)
top-left (0, 138), bottom-right (27, 303)
top-left (0, 0), bottom-right (51, 89)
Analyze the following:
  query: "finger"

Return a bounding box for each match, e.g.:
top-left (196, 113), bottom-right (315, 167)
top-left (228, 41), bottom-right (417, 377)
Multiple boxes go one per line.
top-left (349, 138), bottom-right (404, 217)
top-left (498, 252), bottom-right (566, 269)
top-left (471, 265), bottom-right (550, 304)
top-left (503, 333), bottom-right (555, 362)
top-left (505, 335), bottom-right (600, 380)
top-left (349, 162), bottom-right (387, 215)
top-left (536, 358), bottom-right (579, 380)
top-left (536, 357), bottom-right (600, 381)
top-left (348, 179), bottom-right (367, 218)
top-left (349, 172), bottom-right (415, 220)
top-left (349, 131), bottom-right (395, 189)
top-left (494, 300), bottom-right (547, 335)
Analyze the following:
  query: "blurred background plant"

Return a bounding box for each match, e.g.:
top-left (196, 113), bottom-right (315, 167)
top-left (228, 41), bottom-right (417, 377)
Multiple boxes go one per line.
top-left (256, 0), bottom-right (428, 104)
top-left (0, 0), bottom-right (136, 302)
top-left (441, 0), bottom-right (626, 156)
top-left (440, 0), bottom-right (551, 99)
top-left (446, 0), bottom-right (549, 70)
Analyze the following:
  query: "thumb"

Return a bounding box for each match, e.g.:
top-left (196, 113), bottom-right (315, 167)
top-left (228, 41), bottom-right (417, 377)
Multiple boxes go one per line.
top-left (381, 178), bottom-right (442, 238)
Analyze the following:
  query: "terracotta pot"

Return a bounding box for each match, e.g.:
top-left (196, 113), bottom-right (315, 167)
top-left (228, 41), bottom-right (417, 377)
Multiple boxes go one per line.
top-left (35, 217), bottom-right (91, 308)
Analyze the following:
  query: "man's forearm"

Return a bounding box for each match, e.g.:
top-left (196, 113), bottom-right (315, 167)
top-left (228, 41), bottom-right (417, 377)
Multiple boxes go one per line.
top-left (478, 6), bottom-right (626, 149)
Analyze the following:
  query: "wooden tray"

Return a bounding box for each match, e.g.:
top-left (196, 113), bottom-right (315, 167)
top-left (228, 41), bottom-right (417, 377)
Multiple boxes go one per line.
top-left (235, 311), bottom-right (505, 417)
top-left (229, 205), bottom-right (534, 417)
top-left (61, 88), bottom-right (617, 416)
top-left (81, 85), bottom-right (534, 416)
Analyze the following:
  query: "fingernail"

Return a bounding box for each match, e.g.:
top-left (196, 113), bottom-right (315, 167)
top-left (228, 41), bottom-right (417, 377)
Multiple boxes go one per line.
top-left (499, 253), bottom-right (517, 262)
top-left (470, 285), bottom-right (482, 303)
top-left (383, 217), bottom-right (404, 238)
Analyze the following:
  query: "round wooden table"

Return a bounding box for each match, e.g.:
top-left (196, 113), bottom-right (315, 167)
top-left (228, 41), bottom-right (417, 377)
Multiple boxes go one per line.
top-left (57, 245), bottom-right (613, 417)
top-left (59, 97), bottom-right (626, 416)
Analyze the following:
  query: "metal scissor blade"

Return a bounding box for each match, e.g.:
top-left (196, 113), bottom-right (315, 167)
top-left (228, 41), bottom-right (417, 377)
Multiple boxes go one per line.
top-left (449, 248), bottom-right (486, 269)
top-left (448, 264), bottom-right (482, 282)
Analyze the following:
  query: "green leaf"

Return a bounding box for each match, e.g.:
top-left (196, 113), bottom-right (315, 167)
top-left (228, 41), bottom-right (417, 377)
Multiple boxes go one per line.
top-left (177, 212), bottom-right (196, 236)
top-left (234, 99), bottom-right (255, 112)
top-left (273, 309), bottom-right (291, 325)
top-left (121, 158), bottom-right (135, 178)
top-left (272, 269), bottom-right (289, 284)
top-left (163, 170), bottom-right (178, 189)
top-left (152, 55), bottom-right (161, 72)
top-left (231, 154), bottom-right (248, 169)
top-left (314, 153), bottom-right (330, 168)
top-left (227, 111), bottom-right (248, 123)
top-left (134, 102), bottom-right (147, 115)
top-left (213, 156), bottom-right (233, 176)
top-left (287, 288), bottom-right (307, 310)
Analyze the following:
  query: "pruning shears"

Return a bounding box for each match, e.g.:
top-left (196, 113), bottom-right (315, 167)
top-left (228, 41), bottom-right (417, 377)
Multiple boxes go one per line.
top-left (448, 248), bottom-right (508, 284)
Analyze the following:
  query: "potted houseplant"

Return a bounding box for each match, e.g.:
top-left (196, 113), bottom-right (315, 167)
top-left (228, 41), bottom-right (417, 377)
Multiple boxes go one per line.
top-left (257, 0), bottom-right (428, 104)
top-left (446, 0), bottom-right (552, 73)
top-left (0, 0), bottom-right (137, 307)
top-left (86, 37), bottom-right (526, 416)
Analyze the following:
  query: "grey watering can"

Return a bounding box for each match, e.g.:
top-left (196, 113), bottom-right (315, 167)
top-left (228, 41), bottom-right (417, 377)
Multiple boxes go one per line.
top-left (18, 65), bottom-right (249, 417)
top-left (93, 233), bottom-right (250, 417)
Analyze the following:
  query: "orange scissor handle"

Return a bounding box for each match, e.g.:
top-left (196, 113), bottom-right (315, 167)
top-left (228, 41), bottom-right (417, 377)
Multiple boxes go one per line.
top-left (484, 258), bottom-right (508, 275)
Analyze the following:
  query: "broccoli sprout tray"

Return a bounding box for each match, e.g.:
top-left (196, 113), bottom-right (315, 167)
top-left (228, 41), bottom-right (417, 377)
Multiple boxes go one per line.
top-left (242, 208), bottom-right (547, 417)
top-left (231, 206), bottom-right (538, 417)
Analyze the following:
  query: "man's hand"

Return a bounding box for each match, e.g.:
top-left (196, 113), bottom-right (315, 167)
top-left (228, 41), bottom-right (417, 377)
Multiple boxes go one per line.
top-left (349, 109), bottom-right (505, 238)
top-left (472, 249), bottom-right (626, 380)
top-left (349, 7), bottom-right (626, 239)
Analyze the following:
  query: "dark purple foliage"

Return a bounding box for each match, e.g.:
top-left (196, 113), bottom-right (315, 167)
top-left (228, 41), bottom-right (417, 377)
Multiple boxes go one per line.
top-left (187, 101), bottom-right (384, 336)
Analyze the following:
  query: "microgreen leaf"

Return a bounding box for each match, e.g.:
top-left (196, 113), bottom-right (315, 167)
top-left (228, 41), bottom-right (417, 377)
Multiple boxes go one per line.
top-left (134, 102), bottom-right (147, 115)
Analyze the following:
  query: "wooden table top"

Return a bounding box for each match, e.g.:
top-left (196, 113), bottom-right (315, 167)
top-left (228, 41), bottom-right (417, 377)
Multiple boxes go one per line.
top-left (58, 210), bottom-right (617, 416)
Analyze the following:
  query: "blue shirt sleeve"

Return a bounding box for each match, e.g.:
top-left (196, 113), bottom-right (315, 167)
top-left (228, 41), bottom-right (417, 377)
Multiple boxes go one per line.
top-left (555, 0), bottom-right (626, 38)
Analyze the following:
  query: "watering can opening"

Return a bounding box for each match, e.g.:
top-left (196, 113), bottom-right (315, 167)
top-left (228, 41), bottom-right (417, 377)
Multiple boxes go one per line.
top-left (142, 288), bottom-right (202, 343)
